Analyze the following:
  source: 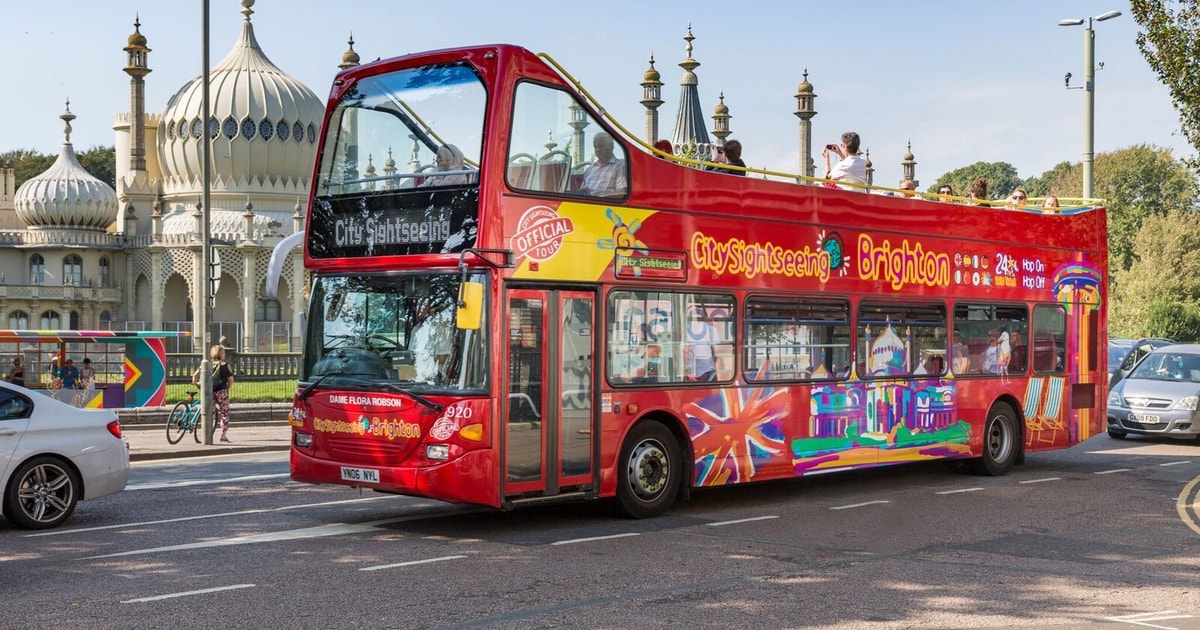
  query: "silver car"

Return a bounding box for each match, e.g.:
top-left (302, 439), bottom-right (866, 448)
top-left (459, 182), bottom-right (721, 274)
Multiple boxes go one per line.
top-left (1107, 344), bottom-right (1200, 441)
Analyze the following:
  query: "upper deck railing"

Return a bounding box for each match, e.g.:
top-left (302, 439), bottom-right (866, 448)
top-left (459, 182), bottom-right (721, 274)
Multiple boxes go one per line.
top-left (535, 52), bottom-right (1102, 214)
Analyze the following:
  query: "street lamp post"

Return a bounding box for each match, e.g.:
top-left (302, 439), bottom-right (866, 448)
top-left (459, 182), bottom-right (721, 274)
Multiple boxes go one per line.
top-left (1059, 9), bottom-right (1122, 201)
top-left (199, 0), bottom-right (214, 444)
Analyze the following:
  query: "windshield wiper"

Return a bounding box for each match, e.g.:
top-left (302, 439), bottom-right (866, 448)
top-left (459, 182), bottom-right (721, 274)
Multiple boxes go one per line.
top-left (379, 382), bottom-right (444, 413)
top-left (298, 370), bottom-right (342, 401)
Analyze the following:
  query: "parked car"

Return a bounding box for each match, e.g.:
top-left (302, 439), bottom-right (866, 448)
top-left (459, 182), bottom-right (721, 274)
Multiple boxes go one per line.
top-left (1108, 338), bottom-right (1175, 389)
top-left (0, 382), bottom-right (130, 529)
top-left (1107, 344), bottom-right (1200, 442)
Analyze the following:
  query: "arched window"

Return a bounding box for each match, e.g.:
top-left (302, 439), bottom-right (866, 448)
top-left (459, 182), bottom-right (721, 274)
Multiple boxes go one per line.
top-left (63, 254), bottom-right (83, 287)
top-left (255, 298), bottom-right (281, 321)
top-left (29, 254), bottom-right (45, 285)
top-left (99, 257), bottom-right (111, 288)
top-left (40, 310), bottom-right (60, 329)
top-left (69, 311), bottom-right (80, 330)
top-left (99, 311), bottom-right (112, 329)
top-left (8, 310), bottom-right (29, 329)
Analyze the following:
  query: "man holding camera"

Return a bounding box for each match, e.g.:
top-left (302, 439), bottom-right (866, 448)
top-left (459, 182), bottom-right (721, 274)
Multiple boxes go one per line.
top-left (822, 131), bottom-right (867, 189)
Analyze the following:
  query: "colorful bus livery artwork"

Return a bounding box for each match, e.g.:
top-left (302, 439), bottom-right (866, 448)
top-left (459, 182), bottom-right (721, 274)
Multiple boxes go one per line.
top-left (289, 44), bottom-right (1107, 518)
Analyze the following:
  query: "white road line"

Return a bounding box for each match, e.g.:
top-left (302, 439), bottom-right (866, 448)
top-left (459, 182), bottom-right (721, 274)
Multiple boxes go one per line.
top-left (1018, 477), bottom-right (1061, 484)
top-left (551, 533), bottom-right (640, 546)
top-left (86, 519), bottom-right (401, 559)
top-left (1105, 609), bottom-right (1192, 629)
top-left (360, 555), bottom-right (466, 571)
top-left (27, 496), bottom-right (398, 538)
top-left (1159, 461), bottom-right (1191, 467)
top-left (936, 487), bottom-right (984, 495)
top-left (706, 515), bottom-right (779, 527)
top-left (126, 473), bottom-right (291, 491)
top-left (121, 584), bottom-right (255, 603)
top-left (1096, 468), bottom-right (1131, 475)
top-left (830, 500), bottom-right (889, 510)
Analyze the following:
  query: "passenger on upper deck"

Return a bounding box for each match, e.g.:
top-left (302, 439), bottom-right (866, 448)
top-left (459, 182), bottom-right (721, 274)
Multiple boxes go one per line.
top-left (937, 184), bottom-right (956, 203)
top-left (822, 132), bottom-right (867, 189)
top-left (1005, 187), bottom-right (1028, 210)
top-left (1042, 195), bottom-right (1061, 213)
top-left (580, 132), bottom-right (628, 197)
top-left (420, 144), bottom-right (471, 187)
top-left (967, 177), bottom-right (989, 207)
top-left (899, 180), bottom-right (917, 197)
top-left (708, 139), bottom-right (746, 176)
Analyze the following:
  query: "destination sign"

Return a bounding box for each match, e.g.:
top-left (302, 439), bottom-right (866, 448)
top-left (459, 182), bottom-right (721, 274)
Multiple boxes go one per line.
top-left (308, 188), bottom-right (479, 258)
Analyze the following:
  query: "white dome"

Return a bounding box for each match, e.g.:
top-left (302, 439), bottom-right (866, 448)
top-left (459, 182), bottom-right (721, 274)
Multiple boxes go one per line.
top-left (14, 106), bottom-right (118, 230)
top-left (157, 1), bottom-right (324, 185)
top-left (160, 208), bottom-right (291, 238)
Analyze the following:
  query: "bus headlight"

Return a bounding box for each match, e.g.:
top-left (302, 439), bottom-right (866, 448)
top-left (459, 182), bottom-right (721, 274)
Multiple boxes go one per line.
top-left (295, 432), bottom-right (313, 448)
top-left (426, 444), bottom-right (450, 461)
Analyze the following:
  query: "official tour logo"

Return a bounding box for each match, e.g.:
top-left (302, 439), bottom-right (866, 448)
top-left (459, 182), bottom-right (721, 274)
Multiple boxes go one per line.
top-left (511, 205), bottom-right (574, 262)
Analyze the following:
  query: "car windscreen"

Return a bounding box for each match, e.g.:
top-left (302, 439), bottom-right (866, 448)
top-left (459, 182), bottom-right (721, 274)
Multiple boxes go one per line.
top-left (1128, 351), bottom-right (1200, 383)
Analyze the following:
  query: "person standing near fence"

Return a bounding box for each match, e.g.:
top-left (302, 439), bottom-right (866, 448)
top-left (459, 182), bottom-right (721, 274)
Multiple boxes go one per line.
top-left (194, 344), bottom-right (236, 443)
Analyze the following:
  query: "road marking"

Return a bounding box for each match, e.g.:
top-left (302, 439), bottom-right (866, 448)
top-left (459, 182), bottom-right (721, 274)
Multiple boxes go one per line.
top-left (706, 515), bottom-right (779, 527)
top-left (27, 496), bottom-right (398, 537)
top-left (1105, 610), bottom-right (1193, 629)
top-left (936, 487), bottom-right (984, 495)
top-left (551, 533), bottom-right (640, 546)
top-left (830, 500), bottom-right (889, 510)
top-left (1177, 475), bottom-right (1200, 537)
top-left (1095, 468), bottom-right (1131, 475)
top-left (1018, 477), bottom-right (1061, 484)
top-left (360, 555), bottom-right (466, 571)
top-left (126, 473), bottom-right (291, 491)
top-left (1159, 461), bottom-right (1190, 467)
top-left (121, 584), bottom-right (255, 603)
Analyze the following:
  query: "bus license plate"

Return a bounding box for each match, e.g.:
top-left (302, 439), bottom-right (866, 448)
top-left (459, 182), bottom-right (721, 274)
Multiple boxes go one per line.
top-left (340, 466), bottom-right (380, 483)
top-left (1129, 413), bottom-right (1161, 424)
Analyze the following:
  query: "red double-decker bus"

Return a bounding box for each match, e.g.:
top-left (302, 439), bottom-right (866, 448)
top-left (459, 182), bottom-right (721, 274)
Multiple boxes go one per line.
top-left (288, 44), bottom-right (1107, 518)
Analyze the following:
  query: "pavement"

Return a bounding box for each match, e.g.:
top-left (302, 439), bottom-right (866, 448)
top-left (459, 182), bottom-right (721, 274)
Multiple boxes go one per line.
top-left (118, 403), bottom-right (293, 462)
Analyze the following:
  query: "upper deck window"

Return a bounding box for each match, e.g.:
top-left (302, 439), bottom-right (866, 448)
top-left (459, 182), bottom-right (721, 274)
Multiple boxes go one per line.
top-left (508, 82), bottom-right (628, 199)
top-left (317, 63), bottom-right (486, 196)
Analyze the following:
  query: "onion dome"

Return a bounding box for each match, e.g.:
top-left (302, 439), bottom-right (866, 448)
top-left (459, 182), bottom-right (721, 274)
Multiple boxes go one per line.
top-left (127, 16), bottom-right (147, 47)
top-left (903, 139), bottom-right (916, 162)
top-left (157, 0), bottom-right (324, 184)
top-left (14, 103), bottom-right (118, 230)
top-left (339, 34), bottom-right (360, 70)
top-left (797, 68), bottom-right (814, 96)
top-left (643, 56), bottom-right (661, 82)
top-left (714, 93), bottom-right (729, 116)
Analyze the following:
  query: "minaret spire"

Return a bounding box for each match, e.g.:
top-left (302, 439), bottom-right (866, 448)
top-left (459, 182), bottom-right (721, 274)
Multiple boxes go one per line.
top-left (123, 15), bottom-right (152, 172)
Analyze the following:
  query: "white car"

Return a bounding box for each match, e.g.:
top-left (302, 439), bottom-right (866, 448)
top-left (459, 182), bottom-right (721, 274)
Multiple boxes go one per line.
top-left (0, 381), bottom-right (130, 529)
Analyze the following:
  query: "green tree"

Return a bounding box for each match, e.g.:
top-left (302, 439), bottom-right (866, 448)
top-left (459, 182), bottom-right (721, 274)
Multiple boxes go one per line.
top-left (1021, 161), bottom-right (1073, 198)
top-left (1130, 1), bottom-right (1200, 155)
top-left (0, 149), bottom-right (54, 189)
top-left (928, 161), bottom-right (1021, 200)
top-left (1110, 211), bottom-right (1200, 341)
top-left (1048, 145), bottom-right (1197, 273)
top-left (77, 145), bottom-right (116, 189)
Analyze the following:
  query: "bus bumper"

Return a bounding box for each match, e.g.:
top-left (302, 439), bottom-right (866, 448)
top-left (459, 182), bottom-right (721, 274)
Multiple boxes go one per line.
top-left (289, 447), bottom-right (500, 508)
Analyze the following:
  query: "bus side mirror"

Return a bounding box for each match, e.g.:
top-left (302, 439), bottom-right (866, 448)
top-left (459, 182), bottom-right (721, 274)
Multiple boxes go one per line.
top-left (456, 281), bottom-right (484, 330)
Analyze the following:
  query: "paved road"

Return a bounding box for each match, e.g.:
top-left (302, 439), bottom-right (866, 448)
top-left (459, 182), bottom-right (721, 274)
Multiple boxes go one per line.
top-left (3, 436), bottom-right (1199, 629)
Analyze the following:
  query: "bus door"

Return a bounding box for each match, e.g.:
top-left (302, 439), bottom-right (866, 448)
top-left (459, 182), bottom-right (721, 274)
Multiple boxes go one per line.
top-left (503, 289), bottom-right (596, 499)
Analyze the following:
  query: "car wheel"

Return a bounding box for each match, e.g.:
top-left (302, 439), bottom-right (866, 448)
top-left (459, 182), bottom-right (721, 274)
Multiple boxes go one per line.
top-left (1107, 429), bottom-right (1127, 440)
top-left (616, 420), bottom-right (682, 519)
top-left (3, 456), bottom-right (81, 530)
top-left (969, 402), bottom-right (1020, 476)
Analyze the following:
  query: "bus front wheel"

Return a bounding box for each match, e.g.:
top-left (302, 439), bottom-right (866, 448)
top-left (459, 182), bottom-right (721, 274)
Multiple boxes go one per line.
top-left (970, 402), bottom-right (1019, 476)
top-left (616, 421), bottom-right (682, 519)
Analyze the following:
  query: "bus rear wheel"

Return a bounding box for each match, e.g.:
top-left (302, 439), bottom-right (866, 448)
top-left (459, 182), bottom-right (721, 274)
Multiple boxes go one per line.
top-left (616, 421), bottom-right (682, 519)
top-left (970, 402), bottom-right (1019, 476)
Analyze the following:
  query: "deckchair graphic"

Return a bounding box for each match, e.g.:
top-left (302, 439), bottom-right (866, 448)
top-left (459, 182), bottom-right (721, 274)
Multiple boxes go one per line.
top-left (1024, 376), bottom-right (1067, 447)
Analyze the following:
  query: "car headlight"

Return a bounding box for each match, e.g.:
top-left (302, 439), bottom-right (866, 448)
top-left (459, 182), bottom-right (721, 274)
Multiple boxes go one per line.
top-left (1107, 390), bottom-right (1122, 406)
top-left (1174, 396), bottom-right (1198, 411)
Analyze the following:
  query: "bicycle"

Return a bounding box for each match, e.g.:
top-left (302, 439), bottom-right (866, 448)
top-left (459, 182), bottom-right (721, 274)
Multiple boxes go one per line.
top-left (166, 390), bottom-right (203, 444)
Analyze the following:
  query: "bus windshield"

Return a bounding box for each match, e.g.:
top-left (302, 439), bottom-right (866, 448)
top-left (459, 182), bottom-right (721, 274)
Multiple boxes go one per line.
top-left (303, 272), bottom-right (488, 393)
top-left (317, 62), bottom-right (486, 195)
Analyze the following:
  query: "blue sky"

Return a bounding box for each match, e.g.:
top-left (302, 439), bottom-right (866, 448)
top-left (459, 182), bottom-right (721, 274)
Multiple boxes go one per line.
top-left (0, 0), bottom-right (1191, 189)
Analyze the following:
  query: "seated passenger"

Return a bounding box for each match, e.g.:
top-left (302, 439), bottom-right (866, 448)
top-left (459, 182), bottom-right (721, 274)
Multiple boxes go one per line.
top-left (579, 132), bottom-right (627, 197)
top-left (822, 131), bottom-right (867, 190)
top-left (420, 144), bottom-right (471, 187)
top-left (708, 139), bottom-right (746, 176)
top-left (967, 177), bottom-right (989, 207)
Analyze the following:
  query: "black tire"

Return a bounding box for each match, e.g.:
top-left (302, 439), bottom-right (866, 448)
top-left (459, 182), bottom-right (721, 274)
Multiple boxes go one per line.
top-left (3, 456), bottom-right (81, 530)
top-left (166, 401), bottom-right (189, 445)
top-left (191, 407), bottom-right (202, 444)
top-left (1107, 429), bottom-right (1128, 440)
top-left (615, 421), bottom-right (682, 519)
top-left (969, 402), bottom-right (1020, 476)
